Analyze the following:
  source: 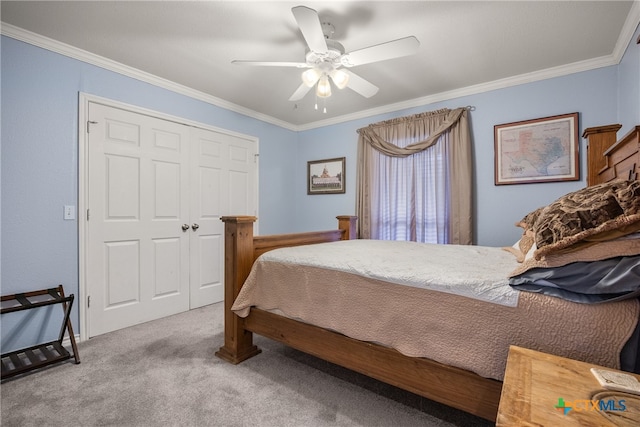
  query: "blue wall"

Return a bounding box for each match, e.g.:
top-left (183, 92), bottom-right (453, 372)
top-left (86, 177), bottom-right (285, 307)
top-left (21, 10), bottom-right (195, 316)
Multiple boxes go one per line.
top-left (1, 36), bottom-right (297, 345)
top-left (294, 67), bottom-right (620, 246)
top-left (294, 23), bottom-right (640, 247)
top-left (1, 22), bottom-right (638, 341)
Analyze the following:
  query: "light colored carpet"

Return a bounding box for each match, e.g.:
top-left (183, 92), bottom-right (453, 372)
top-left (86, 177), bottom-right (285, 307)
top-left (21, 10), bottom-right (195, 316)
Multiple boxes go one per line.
top-left (1, 303), bottom-right (492, 426)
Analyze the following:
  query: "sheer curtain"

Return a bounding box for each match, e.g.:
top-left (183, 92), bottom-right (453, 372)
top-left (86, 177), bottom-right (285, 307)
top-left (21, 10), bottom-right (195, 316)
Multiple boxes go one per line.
top-left (356, 107), bottom-right (473, 244)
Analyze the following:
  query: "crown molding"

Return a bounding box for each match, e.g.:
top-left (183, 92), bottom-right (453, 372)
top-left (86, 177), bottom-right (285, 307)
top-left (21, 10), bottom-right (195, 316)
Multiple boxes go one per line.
top-left (296, 54), bottom-right (619, 131)
top-left (614, 0), bottom-right (640, 57)
top-left (0, 23), bottom-right (298, 131)
top-left (3, 3), bottom-right (639, 133)
top-left (298, 11), bottom-right (640, 130)
top-left (291, 2), bottom-right (640, 131)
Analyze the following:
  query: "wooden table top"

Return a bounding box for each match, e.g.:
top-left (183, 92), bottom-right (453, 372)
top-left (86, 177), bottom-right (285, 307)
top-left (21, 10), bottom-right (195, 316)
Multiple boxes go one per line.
top-left (497, 346), bottom-right (640, 427)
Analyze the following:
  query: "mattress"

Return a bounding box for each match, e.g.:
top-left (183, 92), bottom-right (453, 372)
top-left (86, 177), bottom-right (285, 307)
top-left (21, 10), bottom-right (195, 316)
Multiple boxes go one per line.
top-left (232, 239), bottom-right (640, 380)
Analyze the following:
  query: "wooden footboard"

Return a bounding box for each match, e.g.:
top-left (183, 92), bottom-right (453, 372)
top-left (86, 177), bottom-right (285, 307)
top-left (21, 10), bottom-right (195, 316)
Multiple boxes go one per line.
top-left (215, 215), bottom-right (501, 422)
top-left (215, 215), bottom-right (357, 364)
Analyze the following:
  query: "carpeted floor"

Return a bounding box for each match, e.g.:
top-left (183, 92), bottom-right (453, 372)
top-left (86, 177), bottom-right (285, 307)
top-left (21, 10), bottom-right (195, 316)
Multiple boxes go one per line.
top-left (1, 303), bottom-right (492, 426)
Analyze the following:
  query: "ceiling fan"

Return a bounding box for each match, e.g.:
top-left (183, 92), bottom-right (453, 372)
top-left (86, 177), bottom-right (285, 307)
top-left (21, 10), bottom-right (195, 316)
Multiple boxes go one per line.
top-left (232, 5), bottom-right (420, 102)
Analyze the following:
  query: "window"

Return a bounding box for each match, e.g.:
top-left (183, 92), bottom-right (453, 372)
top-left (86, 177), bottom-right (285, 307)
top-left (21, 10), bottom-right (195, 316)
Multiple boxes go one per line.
top-left (356, 107), bottom-right (472, 245)
top-left (371, 134), bottom-right (450, 243)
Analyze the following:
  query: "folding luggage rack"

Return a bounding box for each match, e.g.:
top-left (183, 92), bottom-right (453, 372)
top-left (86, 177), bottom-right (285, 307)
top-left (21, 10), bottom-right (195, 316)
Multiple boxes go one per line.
top-left (1, 285), bottom-right (80, 379)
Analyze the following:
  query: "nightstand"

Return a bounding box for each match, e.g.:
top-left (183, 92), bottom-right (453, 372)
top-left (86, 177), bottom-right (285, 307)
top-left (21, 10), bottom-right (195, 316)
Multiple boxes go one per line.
top-left (497, 345), bottom-right (640, 426)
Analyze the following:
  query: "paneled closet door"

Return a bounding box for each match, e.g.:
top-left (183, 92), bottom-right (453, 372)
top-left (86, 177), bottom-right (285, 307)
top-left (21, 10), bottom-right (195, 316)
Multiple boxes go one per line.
top-left (86, 102), bottom-right (258, 337)
top-left (189, 127), bottom-right (257, 309)
top-left (87, 103), bottom-right (191, 337)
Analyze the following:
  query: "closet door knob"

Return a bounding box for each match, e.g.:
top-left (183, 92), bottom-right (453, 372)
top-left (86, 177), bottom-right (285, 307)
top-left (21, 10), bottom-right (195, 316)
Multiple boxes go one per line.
top-left (192, 223), bottom-right (200, 231)
top-left (181, 224), bottom-right (190, 231)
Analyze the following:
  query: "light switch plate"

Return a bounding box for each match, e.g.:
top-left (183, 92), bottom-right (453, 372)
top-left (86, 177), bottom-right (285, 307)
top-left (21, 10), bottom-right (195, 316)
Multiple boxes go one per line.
top-left (64, 205), bottom-right (76, 220)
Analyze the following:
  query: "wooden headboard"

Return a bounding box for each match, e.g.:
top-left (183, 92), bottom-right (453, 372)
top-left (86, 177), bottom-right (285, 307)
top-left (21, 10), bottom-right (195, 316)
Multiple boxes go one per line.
top-left (583, 124), bottom-right (640, 185)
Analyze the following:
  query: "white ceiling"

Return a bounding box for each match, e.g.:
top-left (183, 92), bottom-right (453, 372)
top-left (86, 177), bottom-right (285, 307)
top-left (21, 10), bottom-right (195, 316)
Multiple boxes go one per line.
top-left (2, 1), bottom-right (639, 130)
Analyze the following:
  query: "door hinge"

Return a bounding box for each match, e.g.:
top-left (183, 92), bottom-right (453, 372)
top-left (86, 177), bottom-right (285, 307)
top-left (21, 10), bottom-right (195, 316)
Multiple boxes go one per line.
top-left (254, 153), bottom-right (259, 163)
top-left (86, 209), bottom-right (90, 221)
top-left (87, 120), bottom-right (98, 133)
top-left (87, 295), bottom-right (91, 308)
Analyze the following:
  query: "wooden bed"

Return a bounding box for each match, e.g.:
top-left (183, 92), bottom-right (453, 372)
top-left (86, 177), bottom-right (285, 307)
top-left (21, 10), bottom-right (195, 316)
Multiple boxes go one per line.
top-left (216, 124), bottom-right (640, 422)
top-left (215, 215), bottom-right (503, 421)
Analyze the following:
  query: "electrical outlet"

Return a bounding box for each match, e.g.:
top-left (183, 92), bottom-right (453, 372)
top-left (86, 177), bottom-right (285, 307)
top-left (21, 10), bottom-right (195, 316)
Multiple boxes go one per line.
top-left (64, 205), bottom-right (76, 220)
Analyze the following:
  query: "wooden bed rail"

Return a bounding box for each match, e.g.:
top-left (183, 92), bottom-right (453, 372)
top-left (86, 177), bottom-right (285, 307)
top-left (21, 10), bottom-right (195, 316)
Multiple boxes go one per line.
top-left (214, 214), bottom-right (503, 421)
top-left (254, 215), bottom-right (357, 258)
top-left (215, 215), bottom-right (357, 364)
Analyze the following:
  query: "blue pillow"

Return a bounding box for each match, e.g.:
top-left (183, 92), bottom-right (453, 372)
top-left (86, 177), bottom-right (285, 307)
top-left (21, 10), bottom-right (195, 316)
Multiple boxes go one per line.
top-left (509, 256), bottom-right (640, 303)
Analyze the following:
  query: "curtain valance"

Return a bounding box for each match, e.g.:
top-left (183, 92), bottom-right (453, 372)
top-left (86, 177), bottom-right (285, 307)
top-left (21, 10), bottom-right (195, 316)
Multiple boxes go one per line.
top-left (355, 106), bottom-right (473, 244)
top-left (356, 108), bottom-right (465, 157)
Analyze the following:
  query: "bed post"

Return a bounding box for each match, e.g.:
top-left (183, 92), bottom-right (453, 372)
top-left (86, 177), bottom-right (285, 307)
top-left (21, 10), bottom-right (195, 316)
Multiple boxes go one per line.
top-left (337, 215), bottom-right (357, 240)
top-left (215, 216), bottom-right (262, 364)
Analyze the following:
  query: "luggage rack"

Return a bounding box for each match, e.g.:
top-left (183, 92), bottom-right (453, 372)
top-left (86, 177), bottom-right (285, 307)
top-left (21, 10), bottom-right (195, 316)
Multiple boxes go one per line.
top-left (1, 285), bottom-right (80, 379)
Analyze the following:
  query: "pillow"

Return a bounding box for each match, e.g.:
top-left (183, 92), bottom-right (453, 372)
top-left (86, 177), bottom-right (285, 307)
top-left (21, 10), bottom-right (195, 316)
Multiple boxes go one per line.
top-left (503, 232), bottom-right (536, 262)
top-left (523, 241), bottom-right (537, 262)
top-left (503, 239), bottom-right (525, 262)
top-left (516, 206), bottom-right (544, 232)
top-left (509, 255), bottom-right (640, 304)
top-left (519, 231), bottom-right (535, 255)
top-left (532, 180), bottom-right (640, 259)
top-left (509, 236), bottom-right (640, 277)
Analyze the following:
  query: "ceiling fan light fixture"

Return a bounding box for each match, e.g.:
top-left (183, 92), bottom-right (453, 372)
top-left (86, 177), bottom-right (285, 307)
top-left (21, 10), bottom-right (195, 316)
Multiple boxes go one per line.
top-left (235, 6), bottom-right (417, 104)
top-left (301, 69), bottom-right (321, 87)
top-left (330, 69), bottom-right (349, 89)
top-left (316, 75), bottom-right (332, 98)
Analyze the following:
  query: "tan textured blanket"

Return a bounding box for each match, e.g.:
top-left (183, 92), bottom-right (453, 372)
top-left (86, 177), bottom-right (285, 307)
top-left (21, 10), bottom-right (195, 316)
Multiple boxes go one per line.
top-left (233, 253), bottom-right (639, 381)
top-left (509, 237), bottom-right (640, 276)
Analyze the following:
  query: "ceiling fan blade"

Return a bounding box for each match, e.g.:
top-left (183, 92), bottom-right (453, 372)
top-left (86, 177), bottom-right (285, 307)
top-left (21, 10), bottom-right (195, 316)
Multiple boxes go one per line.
top-left (291, 6), bottom-right (328, 53)
top-left (341, 69), bottom-right (379, 98)
top-left (289, 82), bottom-right (313, 101)
top-left (341, 36), bottom-right (420, 67)
top-left (232, 60), bottom-right (308, 68)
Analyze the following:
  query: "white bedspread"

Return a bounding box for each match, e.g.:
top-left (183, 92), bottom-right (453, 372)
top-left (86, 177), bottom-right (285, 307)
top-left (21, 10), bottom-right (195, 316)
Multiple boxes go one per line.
top-left (258, 239), bottom-right (520, 307)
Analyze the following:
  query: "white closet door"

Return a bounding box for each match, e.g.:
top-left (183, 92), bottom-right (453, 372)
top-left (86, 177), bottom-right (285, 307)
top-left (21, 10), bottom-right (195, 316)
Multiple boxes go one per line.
top-left (189, 127), bottom-right (257, 309)
top-left (87, 103), bottom-right (190, 337)
top-left (85, 101), bottom-right (258, 337)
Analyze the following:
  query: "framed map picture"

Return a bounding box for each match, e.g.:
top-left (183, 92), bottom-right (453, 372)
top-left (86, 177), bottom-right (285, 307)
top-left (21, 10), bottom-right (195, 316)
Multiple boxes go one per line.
top-left (307, 157), bottom-right (345, 194)
top-left (494, 112), bottom-right (579, 185)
